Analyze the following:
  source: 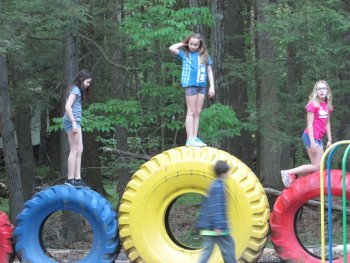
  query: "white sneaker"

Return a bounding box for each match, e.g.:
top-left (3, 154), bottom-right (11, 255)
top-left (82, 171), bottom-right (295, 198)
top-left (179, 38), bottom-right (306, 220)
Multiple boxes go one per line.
top-left (195, 137), bottom-right (207, 147)
top-left (186, 138), bottom-right (203, 147)
top-left (281, 170), bottom-right (296, 188)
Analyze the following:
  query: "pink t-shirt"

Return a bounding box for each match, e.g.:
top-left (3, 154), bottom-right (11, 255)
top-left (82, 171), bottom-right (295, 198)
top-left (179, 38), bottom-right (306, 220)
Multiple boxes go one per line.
top-left (304, 101), bottom-right (332, 140)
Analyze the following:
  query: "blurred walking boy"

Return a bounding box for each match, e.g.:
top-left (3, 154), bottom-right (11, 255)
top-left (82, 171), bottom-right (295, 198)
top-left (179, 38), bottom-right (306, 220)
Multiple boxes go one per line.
top-left (197, 160), bottom-right (236, 263)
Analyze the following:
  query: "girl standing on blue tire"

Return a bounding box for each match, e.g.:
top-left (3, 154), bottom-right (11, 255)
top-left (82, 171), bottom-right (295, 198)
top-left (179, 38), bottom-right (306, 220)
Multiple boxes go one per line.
top-left (169, 33), bottom-right (215, 147)
top-left (62, 69), bottom-right (92, 187)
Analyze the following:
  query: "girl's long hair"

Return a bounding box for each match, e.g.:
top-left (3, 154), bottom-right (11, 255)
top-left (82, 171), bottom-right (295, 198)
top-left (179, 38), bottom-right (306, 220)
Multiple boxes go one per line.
top-left (308, 80), bottom-right (333, 110)
top-left (66, 69), bottom-right (92, 102)
top-left (182, 33), bottom-right (209, 65)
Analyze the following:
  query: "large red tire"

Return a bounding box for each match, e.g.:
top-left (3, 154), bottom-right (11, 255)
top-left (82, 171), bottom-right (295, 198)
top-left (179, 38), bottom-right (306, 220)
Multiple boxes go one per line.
top-left (270, 169), bottom-right (350, 262)
top-left (0, 212), bottom-right (13, 263)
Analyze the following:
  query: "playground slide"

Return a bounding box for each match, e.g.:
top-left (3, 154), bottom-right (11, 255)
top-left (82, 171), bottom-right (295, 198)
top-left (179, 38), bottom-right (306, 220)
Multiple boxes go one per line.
top-left (118, 146), bottom-right (270, 263)
top-left (270, 169), bottom-right (350, 262)
top-left (13, 185), bottom-right (120, 263)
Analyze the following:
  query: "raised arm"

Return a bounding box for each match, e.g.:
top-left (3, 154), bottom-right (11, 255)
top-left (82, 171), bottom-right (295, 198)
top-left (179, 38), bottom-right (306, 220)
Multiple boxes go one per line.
top-left (169, 42), bottom-right (186, 56)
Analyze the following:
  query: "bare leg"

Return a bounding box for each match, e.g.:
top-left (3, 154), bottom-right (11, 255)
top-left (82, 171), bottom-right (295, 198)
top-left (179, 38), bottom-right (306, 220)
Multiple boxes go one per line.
top-left (74, 129), bottom-right (83, 180)
top-left (192, 94), bottom-right (205, 138)
top-left (185, 95), bottom-right (197, 140)
top-left (67, 129), bottom-right (83, 180)
top-left (287, 145), bottom-right (324, 175)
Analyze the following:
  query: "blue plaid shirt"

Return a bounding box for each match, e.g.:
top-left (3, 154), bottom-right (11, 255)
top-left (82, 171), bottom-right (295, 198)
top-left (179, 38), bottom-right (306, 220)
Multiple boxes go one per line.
top-left (197, 178), bottom-right (229, 231)
top-left (177, 49), bottom-right (213, 87)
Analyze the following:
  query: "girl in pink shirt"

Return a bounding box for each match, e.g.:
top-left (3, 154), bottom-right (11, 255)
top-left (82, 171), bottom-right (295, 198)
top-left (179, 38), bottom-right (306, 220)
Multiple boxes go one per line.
top-left (281, 80), bottom-right (333, 187)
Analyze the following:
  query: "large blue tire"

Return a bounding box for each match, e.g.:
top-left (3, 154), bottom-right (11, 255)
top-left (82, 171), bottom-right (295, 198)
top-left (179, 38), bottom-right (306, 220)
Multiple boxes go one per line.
top-left (14, 185), bottom-right (120, 263)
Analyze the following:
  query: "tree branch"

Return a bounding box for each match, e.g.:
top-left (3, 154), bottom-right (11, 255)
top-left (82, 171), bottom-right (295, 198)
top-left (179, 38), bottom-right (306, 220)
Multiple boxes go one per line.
top-left (265, 187), bottom-right (350, 214)
top-left (77, 33), bottom-right (136, 71)
top-left (102, 147), bottom-right (151, 160)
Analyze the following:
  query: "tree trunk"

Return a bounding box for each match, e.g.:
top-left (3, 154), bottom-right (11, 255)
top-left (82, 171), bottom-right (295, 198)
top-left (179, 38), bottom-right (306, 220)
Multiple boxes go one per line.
top-left (84, 130), bottom-right (106, 194)
top-left (47, 106), bottom-right (62, 182)
top-left (0, 51), bottom-right (24, 223)
top-left (189, 0), bottom-right (204, 34)
top-left (280, 42), bottom-right (298, 171)
top-left (13, 105), bottom-right (37, 201)
top-left (80, 31), bottom-right (106, 195)
top-left (211, 0), bottom-right (254, 168)
top-left (62, 28), bottom-right (82, 244)
top-left (39, 84), bottom-right (49, 166)
top-left (114, 58), bottom-right (130, 206)
top-left (112, 0), bottom-right (131, 206)
top-left (255, 0), bottom-right (281, 191)
top-left (337, 1), bottom-right (350, 143)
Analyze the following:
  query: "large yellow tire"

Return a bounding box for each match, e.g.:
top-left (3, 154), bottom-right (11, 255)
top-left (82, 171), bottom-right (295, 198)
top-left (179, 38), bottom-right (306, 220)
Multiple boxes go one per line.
top-left (119, 147), bottom-right (269, 263)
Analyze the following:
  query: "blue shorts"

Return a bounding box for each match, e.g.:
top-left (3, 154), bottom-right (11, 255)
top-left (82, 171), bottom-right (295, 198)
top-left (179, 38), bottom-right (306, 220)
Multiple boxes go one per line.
top-left (302, 132), bottom-right (323, 149)
top-left (185, 87), bottom-right (207, 96)
top-left (63, 118), bottom-right (81, 132)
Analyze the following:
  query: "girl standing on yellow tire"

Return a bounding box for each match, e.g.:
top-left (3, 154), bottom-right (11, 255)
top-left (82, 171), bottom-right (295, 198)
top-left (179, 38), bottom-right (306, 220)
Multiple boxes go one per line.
top-left (169, 33), bottom-right (215, 147)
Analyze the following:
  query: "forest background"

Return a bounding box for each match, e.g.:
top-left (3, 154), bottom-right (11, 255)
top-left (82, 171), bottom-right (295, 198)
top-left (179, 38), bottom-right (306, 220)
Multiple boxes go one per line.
top-left (0, 0), bottom-right (350, 227)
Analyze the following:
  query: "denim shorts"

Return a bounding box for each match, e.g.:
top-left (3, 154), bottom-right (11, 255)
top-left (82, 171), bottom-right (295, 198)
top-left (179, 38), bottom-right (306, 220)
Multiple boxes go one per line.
top-left (63, 118), bottom-right (81, 132)
top-left (185, 86), bottom-right (207, 96)
top-left (302, 132), bottom-right (323, 148)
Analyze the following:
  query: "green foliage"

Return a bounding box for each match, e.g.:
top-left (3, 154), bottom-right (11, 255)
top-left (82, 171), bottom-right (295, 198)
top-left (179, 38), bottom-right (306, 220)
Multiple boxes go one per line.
top-left (48, 117), bottom-right (63, 132)
top-left (104, 181), bottom-right (119, 206)
top-left (200, 103), bottom-right (241, 146)
top-left (84, 99), bottom-right (144, 132)
top-left (122, 0), bottom-right (212, 51)
top-left (0, 199), bottom-right (9, 215)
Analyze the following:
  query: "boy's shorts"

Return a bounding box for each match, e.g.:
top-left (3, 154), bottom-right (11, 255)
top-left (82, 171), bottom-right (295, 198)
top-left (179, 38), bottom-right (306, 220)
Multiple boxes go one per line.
top-left (302, 132), bottom-right (323, 148)
top-left (63, 118), bottom-right (81, 132)
top-left (185, 86), bottom-right (207, 96)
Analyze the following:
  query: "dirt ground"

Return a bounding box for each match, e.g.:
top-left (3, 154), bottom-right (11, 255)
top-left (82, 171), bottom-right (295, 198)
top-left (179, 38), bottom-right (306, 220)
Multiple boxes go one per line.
top-left (13, 248), bottom-right (281, 263)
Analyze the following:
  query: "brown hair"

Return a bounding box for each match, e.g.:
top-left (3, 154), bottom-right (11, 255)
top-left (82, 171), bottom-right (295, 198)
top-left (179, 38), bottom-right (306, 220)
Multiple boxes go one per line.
top-left (182, 33), bottom-right (209, 65)
top-left (66, 69), bottom-right (92, 102)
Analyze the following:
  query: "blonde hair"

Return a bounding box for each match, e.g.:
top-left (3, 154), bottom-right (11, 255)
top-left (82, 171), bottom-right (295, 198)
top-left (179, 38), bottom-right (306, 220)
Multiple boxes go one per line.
top-left (182, 33), bottom-right (209, 65)
top-left (308, 80), bottom-right (333, 110)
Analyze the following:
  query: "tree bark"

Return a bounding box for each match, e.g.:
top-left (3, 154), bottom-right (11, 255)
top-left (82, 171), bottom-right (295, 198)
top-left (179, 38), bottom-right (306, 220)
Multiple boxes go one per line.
top-left (337, 1), bottom-right (350, 144)
top-left (189, 0), bottom-right (204, 34)
top-left (13, 105), bottom-right (36, 201)
top-left (211, 0), bottom-right (253, 167)
top-left (255, 0), bottom-right (282, 192)
top-left (47, 106), bottom-right (62, 182)
top-left (112, 0), bottom-right (132, 206)
top-left (39, 84), bottom-right (49, 166)
top-left (114, 54), bottom-right (131, 206)
top-left (0, 51), bottom-right (24, 223)
top-left (62, 28), bottom-right (82, 244)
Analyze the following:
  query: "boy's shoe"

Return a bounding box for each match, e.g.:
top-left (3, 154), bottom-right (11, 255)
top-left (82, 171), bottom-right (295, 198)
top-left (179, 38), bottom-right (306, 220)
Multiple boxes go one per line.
top-left (195, 137), bottom-right (207, 147)
top-left (281, 170), bottom-right (296, 188)
top-left (186, 138), bottom-right (204, 147)
top-left (75, 179), bottom-right (89, 188)
top-left (65, 179), bottom-right (77, 187)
